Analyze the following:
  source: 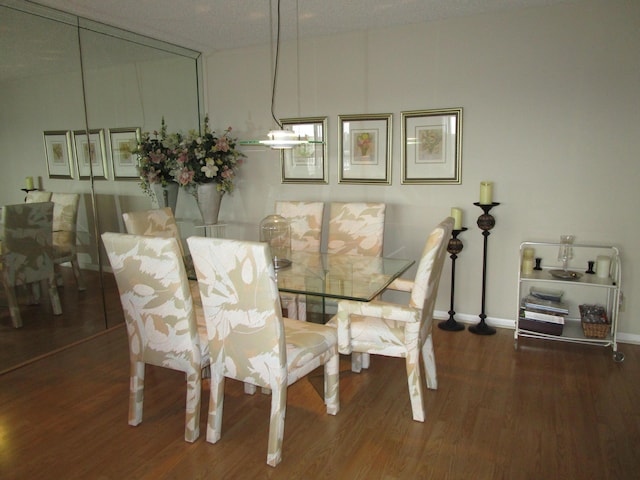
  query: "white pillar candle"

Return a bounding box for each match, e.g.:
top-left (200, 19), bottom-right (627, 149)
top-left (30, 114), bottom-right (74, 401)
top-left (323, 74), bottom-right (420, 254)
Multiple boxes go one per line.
top-left (479, 181), bottom-right (493, 204)
top-left (596, 255), bottom-right (611, 279)
top-left (523, 247), bottom-right (535, 259)
top-left (521, 257), bottom-right (534, 275)
top-left (450, 208), bottom-right (463, 230)
top-left (25, 176), bottom-right (34, 190)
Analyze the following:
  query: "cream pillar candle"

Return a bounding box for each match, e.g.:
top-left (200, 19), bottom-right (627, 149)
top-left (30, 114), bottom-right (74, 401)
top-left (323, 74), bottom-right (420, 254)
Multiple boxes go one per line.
top-left (25, 176), bottom-right (34, 190)
top-left (521, 257), bottom-right (534, 275)
top-left (450, 208), bottom-right (463, 230)
top-left (479, 181), bottom-right (493, 204)
top-left (596, 255), bottom-right (611, 279)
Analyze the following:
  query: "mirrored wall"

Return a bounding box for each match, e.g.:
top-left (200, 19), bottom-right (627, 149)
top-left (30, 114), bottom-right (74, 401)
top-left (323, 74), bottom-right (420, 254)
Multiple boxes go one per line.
top-left (0, 0), bottom-right (202, 371)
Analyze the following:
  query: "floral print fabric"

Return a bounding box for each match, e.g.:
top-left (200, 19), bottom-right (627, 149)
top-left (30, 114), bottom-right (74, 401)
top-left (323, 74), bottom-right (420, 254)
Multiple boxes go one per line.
top-left (327, 202), bottom-right (386, 256)
top-left (187, 236), bottom-right (339, 467)
top-left (102, 232), bottom-right (209, 443)
top-left (329, 217), bottom-right (453, 422)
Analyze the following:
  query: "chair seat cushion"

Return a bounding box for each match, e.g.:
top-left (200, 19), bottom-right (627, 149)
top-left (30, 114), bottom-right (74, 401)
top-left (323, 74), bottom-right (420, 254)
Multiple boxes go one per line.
top-left (283, 318), bottom-right (337, 370)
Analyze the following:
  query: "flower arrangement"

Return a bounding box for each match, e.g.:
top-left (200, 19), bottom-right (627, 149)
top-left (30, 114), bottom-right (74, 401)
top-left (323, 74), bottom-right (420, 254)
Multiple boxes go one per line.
top-left (173, 116), bottom-right (245, 194)
top-left (136, 118), bottom-right (182, 195)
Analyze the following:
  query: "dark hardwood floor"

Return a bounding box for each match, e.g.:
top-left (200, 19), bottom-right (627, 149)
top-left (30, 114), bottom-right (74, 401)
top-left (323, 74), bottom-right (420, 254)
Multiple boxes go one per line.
top-left (1, 309), bottom-right (639, 478)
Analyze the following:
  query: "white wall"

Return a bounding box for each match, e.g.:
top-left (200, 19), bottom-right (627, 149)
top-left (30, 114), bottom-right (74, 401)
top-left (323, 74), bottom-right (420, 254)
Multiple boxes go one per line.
top-left (203, 1), bottom-right (640, 339)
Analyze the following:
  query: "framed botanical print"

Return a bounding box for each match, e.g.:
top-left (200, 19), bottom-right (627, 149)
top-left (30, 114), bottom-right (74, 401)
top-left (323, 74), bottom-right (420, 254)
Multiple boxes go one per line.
top-left (280, 116), bottom-right (328, 184)
top-left (73, 129), bottom-right (107, 179)
top-left (109, 127), bottom-right (141, 179)
top-left (43, 130), bottom-right (74, 179)
top-left (338, 113), bottom-right (392, 184)
top-left (401, 107), bottom-right (463, 184)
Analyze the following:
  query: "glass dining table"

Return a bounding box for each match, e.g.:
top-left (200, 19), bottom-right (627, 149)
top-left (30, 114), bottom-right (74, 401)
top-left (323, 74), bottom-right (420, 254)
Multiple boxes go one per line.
top-left (186, 250), bottom-right (414, 322)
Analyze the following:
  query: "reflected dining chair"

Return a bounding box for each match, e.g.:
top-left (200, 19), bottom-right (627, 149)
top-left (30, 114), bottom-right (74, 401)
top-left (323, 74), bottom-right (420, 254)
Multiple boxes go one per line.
top-left (187, 236), bottom-right (339, 467)
top-left (1, 202), bottom-right (62, 328)
top-left (327, 202), bottom-right (386, 256)
top-left (328, 217), bottom-right (453, 422)
top-left (25, 191), bottom-right (52, 203)
top-left (102, 232), bottom-right (209, 442)
top-left (274, 200), bottom-right (324, 320)
top-left (51, 192), bottom-right (86, 291)
top-left (122, 207), bottom-right (185, 257)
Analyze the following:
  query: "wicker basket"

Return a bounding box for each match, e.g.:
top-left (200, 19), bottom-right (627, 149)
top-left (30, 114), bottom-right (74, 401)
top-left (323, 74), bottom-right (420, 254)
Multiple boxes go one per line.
top-left (581, 321), bottom-right (610, 339)
top-left (579, 304), bottom-right (610, 339)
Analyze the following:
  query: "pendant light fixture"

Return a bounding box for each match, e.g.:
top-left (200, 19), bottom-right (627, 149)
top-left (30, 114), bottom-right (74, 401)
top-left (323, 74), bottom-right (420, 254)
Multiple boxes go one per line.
top-left (258, 0), bottom-right (308, 149)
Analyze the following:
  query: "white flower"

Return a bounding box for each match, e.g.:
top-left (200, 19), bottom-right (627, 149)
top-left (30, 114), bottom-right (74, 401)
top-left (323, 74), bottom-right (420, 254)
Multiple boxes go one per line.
top-left (201, 158), bottom-right (219, 178)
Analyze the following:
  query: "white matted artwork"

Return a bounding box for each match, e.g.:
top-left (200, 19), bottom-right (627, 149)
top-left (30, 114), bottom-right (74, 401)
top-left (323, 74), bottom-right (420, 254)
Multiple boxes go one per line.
top-left (73, 129), bottom-right (107, 179)
top-left (401, 108), bottom-right (462, 184)
top-left (280, 117), bottom-right (328, 184)
top-left (109, 127), bottom-right (141, 179)
top-left (338, 113), bottom-right (392, 185)
top-left (43, 130), bottom-right (74, 179)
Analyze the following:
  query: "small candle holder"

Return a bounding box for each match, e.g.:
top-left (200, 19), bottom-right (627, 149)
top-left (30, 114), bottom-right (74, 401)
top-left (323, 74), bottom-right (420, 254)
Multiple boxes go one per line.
top-left (469, 202), bottom-right (499, 336)
top-left (438, 227), bottom-right (468, 332)
top-left (586, 260), bottom-right (595, 274)
top-left (534, 257), bottom-right (543, 271)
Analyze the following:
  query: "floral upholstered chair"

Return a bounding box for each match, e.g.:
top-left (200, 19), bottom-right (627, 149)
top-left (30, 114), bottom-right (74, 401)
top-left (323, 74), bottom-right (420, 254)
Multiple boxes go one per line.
top-left (102, 232), bottom-right (209, 443)
top-left (1, 202), bottom-right (62, 328)
top-left (328, 217), bottom-right (453, 422)
top-left (187, 236), bottom-right (340, 467)
top-left (274, 200), bottom-right (324, 320)
top-left (25, 191), bottom-right (52, 203)
top-left (122, 207), bottom-right (185, 257)
top-left (51, 192), bottom-right (86, 290)
top-left (327, 202), bottom-right (386, 256)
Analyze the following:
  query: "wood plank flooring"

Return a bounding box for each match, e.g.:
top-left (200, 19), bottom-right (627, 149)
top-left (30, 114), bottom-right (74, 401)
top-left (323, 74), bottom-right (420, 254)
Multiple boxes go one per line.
top-left (1, 320), bottom-right (639, 479)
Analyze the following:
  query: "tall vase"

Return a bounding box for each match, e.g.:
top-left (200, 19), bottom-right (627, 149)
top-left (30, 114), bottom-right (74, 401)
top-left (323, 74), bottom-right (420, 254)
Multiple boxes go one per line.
top-left (196, 183), bottom-right (224, 225)
top-left (151, 182), bottom-right (179, 213)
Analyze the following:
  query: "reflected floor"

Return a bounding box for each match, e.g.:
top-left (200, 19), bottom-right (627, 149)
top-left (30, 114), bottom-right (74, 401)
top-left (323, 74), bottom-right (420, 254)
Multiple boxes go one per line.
top-left (0, 267), bottom-right (123, 372)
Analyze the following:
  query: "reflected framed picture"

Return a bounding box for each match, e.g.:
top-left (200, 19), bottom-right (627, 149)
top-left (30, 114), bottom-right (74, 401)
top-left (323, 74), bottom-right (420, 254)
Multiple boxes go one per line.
top-left (73, 129), bottom-right (107, 179)
top-left (338, 113), bottom-right (392, 184)
top-left (280, 116), bottom-right (328, 184)
top-left (401, 107), bottom-right (462, 184)
top-left (43, 131), bottom-right (74, 179)
top-left (109, 127), bottom-right (141, 179)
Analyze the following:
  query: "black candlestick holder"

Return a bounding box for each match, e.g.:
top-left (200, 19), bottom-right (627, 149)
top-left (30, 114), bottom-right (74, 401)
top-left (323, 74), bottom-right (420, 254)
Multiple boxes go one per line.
top-left (439, 228), bottom-right (468, 332)
top-left (469, 202), bottom-right (499, 336)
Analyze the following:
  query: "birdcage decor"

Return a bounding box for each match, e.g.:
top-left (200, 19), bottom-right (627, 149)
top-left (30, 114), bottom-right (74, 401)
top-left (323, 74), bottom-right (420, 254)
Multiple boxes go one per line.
top-left (259, 214), bottom-right (292, 269)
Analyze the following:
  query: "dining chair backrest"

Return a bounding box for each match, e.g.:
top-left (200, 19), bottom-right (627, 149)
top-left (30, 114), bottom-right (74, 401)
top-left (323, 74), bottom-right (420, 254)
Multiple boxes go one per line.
top-left (122, 207), bottom-right (185, 257)
top-left (25, 191), bottom-right (52, 203)
top-left (51, 192), bottom-right (80, 254)
top-left (327, 202), bottom-right (386, 256)
top-left (275, 201), bottom-right (324, 253)
top-left (101, 232), bottom-right (208, 442)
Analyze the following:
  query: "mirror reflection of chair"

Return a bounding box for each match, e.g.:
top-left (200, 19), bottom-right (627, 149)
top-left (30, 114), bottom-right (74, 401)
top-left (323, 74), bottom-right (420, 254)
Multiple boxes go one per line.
top-left (274, 201), bottom-right (324, 320)
top-left (122, 207), bottom-right (185, 257)
top-left (25, 191), bottom-right (52, 203)
top-left (1, 202), bottom-right (62, 328)
top-left (51, 192), bottom-right (86, 291)
top-left (187, 236), bottom-right (339, 467)
top-left (329, 217), bottom-right (454, 422)
top-left (102, 232), bottom-right (209, 443)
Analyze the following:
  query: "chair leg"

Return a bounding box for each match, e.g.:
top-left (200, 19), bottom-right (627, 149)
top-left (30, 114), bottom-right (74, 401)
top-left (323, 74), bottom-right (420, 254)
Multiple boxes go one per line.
top-left (351, 352), bottom-right (363, 373)
top-left (4, 282), bottom-right (22, 328)
top-left (128, 361), bottom-right (145, 426)
top-left (48, 276), bottom-right (62, 315)
top-left (361, 352), bottom-right (371, 369)
top-left (324, 348), bottom-right (340, 415)
top-left (71, 257), bottom-right (86, 291)
top-left (244, 383), bottom-right (257, 395)
top-left (422, 333), bottom-right (438, 390)
top-left (266, 382), bottom-right (287, 467)
top-left (406, 353), bottom-right (425, 422)
top-left (206, 367), bottom-right (225, 444)
top-left (184, 369), bottom-right (202, 442)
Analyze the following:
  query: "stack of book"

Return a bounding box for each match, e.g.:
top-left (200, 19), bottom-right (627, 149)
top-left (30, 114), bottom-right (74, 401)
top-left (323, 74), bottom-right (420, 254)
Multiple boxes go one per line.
top-left (519, 292), bottom-right (569, 336)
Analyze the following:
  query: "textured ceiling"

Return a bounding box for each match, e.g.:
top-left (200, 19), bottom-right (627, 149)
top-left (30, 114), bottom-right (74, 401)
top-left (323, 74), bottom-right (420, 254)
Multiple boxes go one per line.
top-left (31, 0), bottom-right (582, 53)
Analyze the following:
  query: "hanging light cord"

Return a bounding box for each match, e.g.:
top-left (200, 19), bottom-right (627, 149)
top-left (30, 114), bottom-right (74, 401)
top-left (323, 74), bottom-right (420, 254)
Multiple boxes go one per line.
top-left (270, 0), bottom-right (283, 129)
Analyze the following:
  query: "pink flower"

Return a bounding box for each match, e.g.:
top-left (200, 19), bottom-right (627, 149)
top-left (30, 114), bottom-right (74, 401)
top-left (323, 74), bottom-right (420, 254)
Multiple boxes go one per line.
top-left (215, 137), bottom-right (230, 152)
top-left (149, 151), bottom-right (165, 164)
top-left (176, 167), bottom-right (195, 186)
